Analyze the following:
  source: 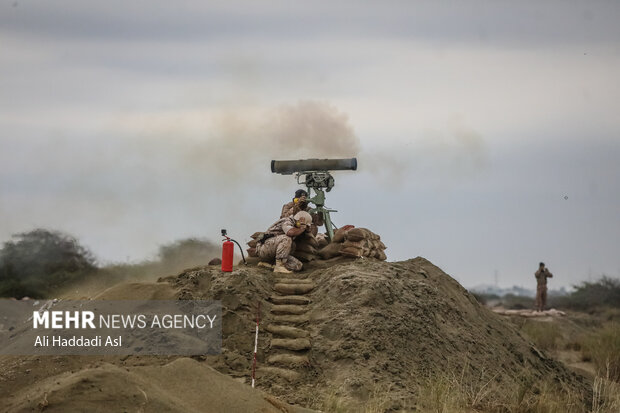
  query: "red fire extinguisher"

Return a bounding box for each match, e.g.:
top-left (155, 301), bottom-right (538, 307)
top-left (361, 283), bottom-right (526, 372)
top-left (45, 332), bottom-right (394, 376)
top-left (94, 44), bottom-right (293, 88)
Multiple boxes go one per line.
top-left (221, 229), bottom-right (246, 272)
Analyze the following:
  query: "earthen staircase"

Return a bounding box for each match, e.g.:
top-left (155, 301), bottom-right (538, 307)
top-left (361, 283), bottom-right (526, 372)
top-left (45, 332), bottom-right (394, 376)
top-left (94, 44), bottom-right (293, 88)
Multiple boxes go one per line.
top-left (259, 271), bottom-right (316, 382)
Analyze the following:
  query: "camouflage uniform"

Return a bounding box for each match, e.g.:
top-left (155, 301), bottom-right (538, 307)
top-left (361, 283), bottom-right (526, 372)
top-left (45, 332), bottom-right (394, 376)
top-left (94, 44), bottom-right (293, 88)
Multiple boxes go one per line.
top-left (280, 200), bottom-right (306, 219)
top-left (256, 217), bottom-right (303, 271)
top-left (280, 200), bottom-right (323, 236)
top-left (534, 268), bottom-right (553, 311)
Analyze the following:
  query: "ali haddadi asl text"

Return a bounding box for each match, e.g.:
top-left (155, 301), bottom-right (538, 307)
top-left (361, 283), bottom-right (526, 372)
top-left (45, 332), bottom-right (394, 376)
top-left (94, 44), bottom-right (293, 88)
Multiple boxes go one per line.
top-left (34, 335), bottom-right (121, 347)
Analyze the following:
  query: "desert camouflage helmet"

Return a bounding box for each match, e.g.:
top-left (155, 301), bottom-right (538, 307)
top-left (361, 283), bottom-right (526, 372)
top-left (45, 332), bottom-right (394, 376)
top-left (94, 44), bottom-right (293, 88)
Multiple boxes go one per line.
top-left (293, 211), bottom-right (312, 226)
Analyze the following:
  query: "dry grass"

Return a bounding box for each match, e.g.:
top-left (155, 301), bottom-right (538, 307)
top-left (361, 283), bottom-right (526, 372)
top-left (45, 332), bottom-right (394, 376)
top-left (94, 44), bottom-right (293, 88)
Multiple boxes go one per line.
top-left (316, 370), bottom-right (617, 413)
top-left (314, 321), bottom-right (620, 413)
top-left (592, 371), bottom-right (620, 413)
top-left (580, 323), bottom-right (620, 382)
top-left (413, 363), bottom-right (601, 413)
top-left (316, 382), bottom-right (402, 413)
top-left (520, 320), bottom-right (563, 351)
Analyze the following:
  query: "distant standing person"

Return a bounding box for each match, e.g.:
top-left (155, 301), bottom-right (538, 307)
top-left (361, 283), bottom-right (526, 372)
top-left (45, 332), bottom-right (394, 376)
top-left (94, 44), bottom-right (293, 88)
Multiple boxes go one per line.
top-left (535, 262), bottom-right (553, 312)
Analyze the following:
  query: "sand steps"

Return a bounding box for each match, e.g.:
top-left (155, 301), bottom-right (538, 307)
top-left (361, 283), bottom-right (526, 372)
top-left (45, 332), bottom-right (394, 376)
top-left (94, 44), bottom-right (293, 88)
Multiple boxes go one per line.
top-left (271, 273), bottom-right (310, 280)
top-left (269, 295), bottom-right (311, 305)
top-left (267, 354), bottom-right (310, 367)
top-left (270, 304), bottom-right (308, 315)
top-left (256, 366), bottom-right (300, 382)
top-left (261, 267), bottom-right (315, 383)
top-left (271, 338), bottom-right (311, 351)
top-left (274, 278), bottom-right (314, 284)
top-left (273, 283), bottom-right (315, 295)
top-left (271, 314), bottom-right (310, 324)
top-left (265, 324), bottom-right (309, 338)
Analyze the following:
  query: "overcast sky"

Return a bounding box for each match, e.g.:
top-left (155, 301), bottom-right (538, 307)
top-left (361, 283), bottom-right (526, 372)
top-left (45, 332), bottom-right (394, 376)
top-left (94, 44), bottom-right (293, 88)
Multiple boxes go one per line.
top-left (1, 0), bottom-right (619, 289)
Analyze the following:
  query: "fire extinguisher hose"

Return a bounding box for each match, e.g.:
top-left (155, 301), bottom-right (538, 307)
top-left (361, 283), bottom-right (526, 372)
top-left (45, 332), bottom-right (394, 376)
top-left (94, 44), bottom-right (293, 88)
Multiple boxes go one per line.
top-left (228, 238), bottom-right (247, 264)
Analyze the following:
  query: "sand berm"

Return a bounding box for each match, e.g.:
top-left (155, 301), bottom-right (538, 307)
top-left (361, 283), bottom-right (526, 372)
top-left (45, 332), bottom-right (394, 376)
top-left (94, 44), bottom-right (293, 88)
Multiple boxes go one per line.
top-left (0, 257), bottom-right (589, 412)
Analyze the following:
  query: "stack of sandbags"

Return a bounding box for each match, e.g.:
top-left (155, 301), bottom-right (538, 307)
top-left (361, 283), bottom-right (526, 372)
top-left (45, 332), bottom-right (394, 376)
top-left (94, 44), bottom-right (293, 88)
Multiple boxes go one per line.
top-left (246, 232), bottom-right (262, 257)
top-left (317, 226), bottom-right (387, 261)
top-left (332, 225), bottom-right (355, 243)
top-left (316, 225), bottom-right (353, 259)
top-left (340, 228), bottom-right (387, 260)
top-left (292, 232), bottom-right (319, 262)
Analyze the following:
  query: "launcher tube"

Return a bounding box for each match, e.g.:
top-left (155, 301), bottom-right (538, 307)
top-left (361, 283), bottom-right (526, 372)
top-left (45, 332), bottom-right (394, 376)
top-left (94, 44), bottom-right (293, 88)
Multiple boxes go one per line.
top-left (271, 158), bottom-right (357, 175)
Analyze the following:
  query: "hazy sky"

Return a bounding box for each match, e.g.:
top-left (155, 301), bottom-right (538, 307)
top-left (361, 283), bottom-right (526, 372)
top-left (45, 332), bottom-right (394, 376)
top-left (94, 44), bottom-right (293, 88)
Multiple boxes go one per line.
top-left (1, 1), bottom-right (619, 289)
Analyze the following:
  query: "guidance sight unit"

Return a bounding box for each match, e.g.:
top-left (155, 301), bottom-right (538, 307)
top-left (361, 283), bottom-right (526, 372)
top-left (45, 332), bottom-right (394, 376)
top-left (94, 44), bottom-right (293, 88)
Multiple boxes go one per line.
top-left (271, 158), bottom-right (357, 241)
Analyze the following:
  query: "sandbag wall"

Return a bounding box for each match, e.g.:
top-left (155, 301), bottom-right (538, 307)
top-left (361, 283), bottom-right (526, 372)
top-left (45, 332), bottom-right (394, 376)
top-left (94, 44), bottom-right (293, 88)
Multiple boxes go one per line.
top-left (246, 232), bottom-right (261, 257)
top-left (245, 231), bottom-right (321, 263)
top-left (317, 226), bottom-right (387, 260)
top-left (291, 232), bottom-right (320, 263)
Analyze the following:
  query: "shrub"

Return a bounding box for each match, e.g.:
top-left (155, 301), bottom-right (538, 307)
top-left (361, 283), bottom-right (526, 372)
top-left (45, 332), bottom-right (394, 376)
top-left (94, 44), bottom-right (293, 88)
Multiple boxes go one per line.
top-left (0, 229), bottom-right (97, 298)
top-left (552, 277), bottom-right (620, 311)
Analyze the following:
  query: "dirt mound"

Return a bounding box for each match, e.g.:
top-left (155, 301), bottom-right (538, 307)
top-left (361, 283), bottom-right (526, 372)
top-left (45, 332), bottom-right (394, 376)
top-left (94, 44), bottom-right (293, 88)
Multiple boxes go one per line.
top-left (2, 357), bottom-right (314, 413)
top-left (168, 257), bottom-right (590, 410)
top-left (0, 257), bottom-right (591, 411)
top-left (91, 281), bottom-right (178, 300)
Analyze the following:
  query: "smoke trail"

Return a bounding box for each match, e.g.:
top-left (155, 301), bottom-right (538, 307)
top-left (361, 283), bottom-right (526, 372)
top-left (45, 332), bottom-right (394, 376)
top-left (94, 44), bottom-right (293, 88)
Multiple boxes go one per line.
top-left (361, 116), bottom-right (488, 187)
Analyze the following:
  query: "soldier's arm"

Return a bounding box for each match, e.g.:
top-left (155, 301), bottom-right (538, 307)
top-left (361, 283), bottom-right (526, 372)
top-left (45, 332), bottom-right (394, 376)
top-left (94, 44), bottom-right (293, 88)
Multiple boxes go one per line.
top-left (286, 227), bottom-right (306, 237)
top-left (547, 270), bottom-right (553, 278)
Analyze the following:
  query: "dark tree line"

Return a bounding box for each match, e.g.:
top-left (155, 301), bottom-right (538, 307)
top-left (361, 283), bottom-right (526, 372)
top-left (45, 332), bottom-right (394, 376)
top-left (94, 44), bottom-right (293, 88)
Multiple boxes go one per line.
top-left (0, 229), bottom-right (221, 299)
top-left (0, 229), bottom-right (97, 298)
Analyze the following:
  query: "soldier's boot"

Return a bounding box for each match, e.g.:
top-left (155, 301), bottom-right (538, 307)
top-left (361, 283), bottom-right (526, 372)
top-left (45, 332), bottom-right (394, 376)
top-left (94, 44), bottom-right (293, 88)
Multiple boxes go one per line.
top-left (273, 259), bottom-right (293, 274)
top-left (257, 261), bottom-right (274, 269)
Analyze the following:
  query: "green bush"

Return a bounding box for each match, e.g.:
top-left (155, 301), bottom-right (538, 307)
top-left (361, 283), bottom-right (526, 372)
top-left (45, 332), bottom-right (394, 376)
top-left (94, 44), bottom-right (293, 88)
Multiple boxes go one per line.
top-left (0, 229), bottom-right (97, 298)
top-left (551, 277), bottom-right (620, 311)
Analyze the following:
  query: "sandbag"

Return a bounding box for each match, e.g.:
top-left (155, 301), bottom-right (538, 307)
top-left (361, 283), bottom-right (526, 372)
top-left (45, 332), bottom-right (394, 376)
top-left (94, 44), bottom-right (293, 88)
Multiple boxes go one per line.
top-left (318, 242), bottom-right (343, 259)
top-left (345, 228), bottom-right (377, 242)
top-left (250, 232), bottom-right (263, 239)
top-left (247, 247), bottom-right (257, 257)
top-left (316, 233), bottom-right (328, 249)
top-left (372, 249), bottom-right (387, 261)
top-left (295, 243), bottom-right (317, 255)
top-left (304, 234), bottom-right (319, 249)
top-left (342, 239), bottom-right (372, 250)
top-left (372, 239), bottom-right (387, 250)
top-left (292, 250), bottom-right (316, 263)
top-left (332, 225), bottom-right (355, 243)
top-left (340, 246), bottom-right (363, 258)
top-left (247, 239), bottom-right (258, 248)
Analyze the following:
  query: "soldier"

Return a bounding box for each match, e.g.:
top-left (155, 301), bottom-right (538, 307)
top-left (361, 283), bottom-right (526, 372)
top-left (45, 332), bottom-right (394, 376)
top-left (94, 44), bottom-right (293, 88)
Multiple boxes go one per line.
top-left (280, 189), bottom-right (309, 218)
top-left (535, 262), bottom-right (553, 312)
top-left (256, 211), bottom-right (313, 273)
top-left (280, 189), bottom-right (323, 235)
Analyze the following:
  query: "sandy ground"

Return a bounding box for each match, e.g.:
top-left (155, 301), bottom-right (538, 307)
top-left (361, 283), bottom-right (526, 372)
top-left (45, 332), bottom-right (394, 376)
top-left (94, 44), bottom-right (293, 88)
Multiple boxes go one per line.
top-left (0, 256), bottom-right (593, 411)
